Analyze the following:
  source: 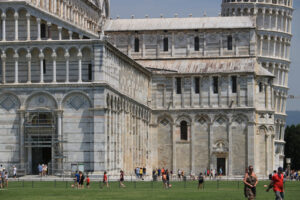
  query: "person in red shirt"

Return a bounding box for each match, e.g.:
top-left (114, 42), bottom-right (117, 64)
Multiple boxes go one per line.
top-left (267, 167), bottom-right (285, 200)
top-left (86, 176), bottom-right (90, 189)
top-left (102, 171), bottom-right (109, 188)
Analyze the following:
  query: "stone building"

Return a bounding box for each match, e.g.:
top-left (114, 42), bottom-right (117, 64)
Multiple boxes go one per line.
top-left (0, 0), bottom-right (293, 177)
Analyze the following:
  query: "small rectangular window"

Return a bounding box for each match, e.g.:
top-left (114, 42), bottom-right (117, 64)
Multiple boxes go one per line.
top-left (213, 77), bottom-right (219, 94)
top-left (176, 77), bottom-right (182, 94)
top-left (134, 38), bottom-right (140, 52)
top-left (88, 64), bottom-right (92, 81)
top-left (231, 76), bottom-right (237, 93)
top-left (163, 37), bottom-right (169, 52)
top-left (195, 77), bottom-right (200, 94)
top-left (227, 35), bottom-right (233, 50)
top-left (43, 59), bottom-right (46, 74)
top-left (194, 37), bottom-right (200, 51)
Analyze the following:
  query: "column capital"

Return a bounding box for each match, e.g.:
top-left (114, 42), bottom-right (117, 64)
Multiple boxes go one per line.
top-left (1, 13), bottom-right (6, 20)
top-left (47, 22), bottom-right (52, 26)
top-left (64, 52), bottom-right (70, 59)
top-left (36, 18), bottom-right (41, 23)
top-left (26, 13), bottom-right (31, 18)
top-left (58, 26), bottom-right (62, 31)
top-left (26, 52), bottom-right (31, 61)
top-left (14, 12), bottom-right (19, 20)
top-left (39, 52), bottom-right (44, 59)
top-left (1, 53), bottom-right (6, 61)
top-left (51, 52), bottom-right (57, 59)
top-left (77, 52), bottom-right (82, 59)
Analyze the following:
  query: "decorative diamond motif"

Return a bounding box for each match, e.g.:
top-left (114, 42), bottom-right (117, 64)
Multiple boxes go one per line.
top-left (216, 117), bottom-right (225, 125)
top-left (0, 96), bottom-right (16, 111)
top-left (69, 96), bottom-right (85, 110)
top-left (160, 119), bottom-right (169, 126)
top-left (235, 117), bottom-right (244, 124)
top-left (198, 118), bottom-right (206, 125)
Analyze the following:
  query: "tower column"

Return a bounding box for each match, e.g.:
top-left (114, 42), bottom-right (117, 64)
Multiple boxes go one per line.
top-left (275, 9), bottom-right (279, 30)
top-left (14, 12), bottom-right (19, 41)
top-left (64, 51), bottom-right (70, 83)
top-left (77, 52), bottom-right (82, 83)
top-left (58, 26), bottom-right (62, 40)
top-left (267, 35), bottom-right (271, 57)
top-left (26, 51), bottom-right (31, 83)
top-left (172, 122), bottom-right (176, 173)
top-left (228, 122), bottom-right (233, 176)
top-left (269, 9), bottom-right (272, 30)
top-left (1, 53), bottom-right (6, 84)
top-left (13, 53), bottom-right (19, 83)
top-left (68, 31), bottom-right (73, 40)
top-left (260, 35), bottom-right (263, 56)
top-left (273, 38), bottom-right (277, 57)
top-left (1, 13), bottom-right (6, 41)
top-left (37, 18), bottom-right (41, 40)
top-left (262, 8), bottom-right (265, 28)
top-left (39, 51), bottom-right (44, 83)
top-left (26, 13), bottom-right (31, 40)
top-left (52, 52), bottom-right (57, 83)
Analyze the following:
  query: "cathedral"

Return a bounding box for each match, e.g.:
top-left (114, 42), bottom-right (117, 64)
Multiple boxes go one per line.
top-left (0, 0), bottom-right (293, 177)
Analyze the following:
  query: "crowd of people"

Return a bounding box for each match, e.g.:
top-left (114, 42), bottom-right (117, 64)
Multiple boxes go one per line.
top-left (38, 164), bottom-right (48, 176)
top-left (0, 165), bottom-right (8, 189)
top-left (134, 167), bottom-right (146, 180)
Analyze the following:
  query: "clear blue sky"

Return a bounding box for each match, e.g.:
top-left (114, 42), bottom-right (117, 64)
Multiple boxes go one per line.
top-left (110, 0), bottom-right (300, 111)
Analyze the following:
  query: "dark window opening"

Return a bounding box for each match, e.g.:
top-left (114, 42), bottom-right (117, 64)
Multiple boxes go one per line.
top-left (227, 35), bottom-right (233, 50)
top-left (180, 121), bottom-right (188, 141)
top-left (195, 77), bottom-right (200, 94)
top-left (88, 64), bottom-right (92, 81)
top-left (231, 76), bottom-right (237, 93)
top-left (163, 37), bottom-right (169, 52)
top-left (134, 38), bottom-right (140, 52)
top-left (43, 59), bottom-right (46, 74)
top-left (194, 36), bottom-right (200, 51)
top-left (259, 82), bottom-right (263, 93)
top-left (176, 77), bottom-right (182, 94)
top-left (213, 77), bottom-right (219, 94)
top-left (41, 24), bottom-right (46, 38)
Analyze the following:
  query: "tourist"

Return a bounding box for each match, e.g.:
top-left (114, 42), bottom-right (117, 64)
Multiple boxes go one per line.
top-left (219, 167), bottom-right (223, 176)
top-left (198, 173), bottom-right (204, 190)
top-left (13, 166), bottom-right (17, 179)
top-left (135, 167), bottom-right (139, 178)
top-left (243, 165), bottom-right (258, 200)
top-left (139, 167), bottom-right (143, 180)
top-left (143, 167), bottom-right (146, 176)
top-left (4, 171), bottom-right (8, 188)
top-left (79, 171), bottom-right (85, 189)
top-left (212, 169), bottom-right (216, 179)
top-left (162, 171), bottom-right (167, 189)
top-left (102, 171), bottom-right (109, 188)
top-left (75, 171), bottom-right (80, 188)
top-left (38, 164), bottom-right (42, 176)
top-left (177, 169), bottom-right (181, 180)
top-left (1, 169), bottom-right (5, 188)
top-left (86, 176), bottom-right (90, 189)
top-left (166, 170), bottom-right (171, 188)
top-left (158, 168), bottom-right (161, 177)
top-left (210, 169), bottom-right (213, 179)
top-left (0, 169), bottom-right (2, 189)
top-left (44, 164), bottom-right (48, 176)
top-left (267, 167), bottom-right (285, 200)
top-left (119, 170), bottom-right (125, 187)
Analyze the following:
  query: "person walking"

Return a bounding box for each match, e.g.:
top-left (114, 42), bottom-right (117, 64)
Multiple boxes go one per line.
top-left (102, 171), bottom-right (109, 188)
top-left (13, 166), bottom-right (17, 179)
top-left (267, 167), bottom-right (285, 200)
top-left (243, 165), bottom-right (258, 200)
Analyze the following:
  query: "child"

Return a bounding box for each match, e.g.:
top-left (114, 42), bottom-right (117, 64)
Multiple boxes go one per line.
top-left (86, 176), bottom-right (90, 189)
top-left (102, 171), bottom-right (109, 188)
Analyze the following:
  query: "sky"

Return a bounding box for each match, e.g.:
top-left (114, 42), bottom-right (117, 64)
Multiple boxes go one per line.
top-left (110, 0), bottom-right (300, 111)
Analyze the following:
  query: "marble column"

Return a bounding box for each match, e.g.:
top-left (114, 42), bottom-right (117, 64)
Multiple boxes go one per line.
top-left (68, 31), bottom-right (73, 40)
top-left (14, 12), bottom-right (19, 41)
top-left (260, 35), bottom-right (263, 56)
top-left (52, 52), bottom-right (57, 83)
top-left (267, 36), bottom-right (271, 57)
top-left (26, 52), bottom-right (31, 83)
top-left (269, 9), bottom-right (272, 30)
top-left (56, 110), bottom-right (63, 172)
top-left (172, 123), bottom-right (176, 172)
top-left (77, 52), bottom-right (82, 82)
top-left (47, 22), bottom-right (52, 40)
top-left (228, 122), bottom-right (232, 176)
top-left (37, 18), bottom-right (41, 40)
top-left (13, 53), bottom-right (19, 83)
top-left (18, 110), bottom-right (25, 170)
top-left (64, 51), bottom-right (70, 82)
top-left (26, 13), bottom-right (31, 40)
top-left (1, 53), bottom-right (6, 84)
top-left (58, 26), bottom-right (62, 40)
top-left (190, 122), bottom-right (195, 174)
top-left (39, 51), bottom-right (44, 83)
top-left (262, 8), bottom-right (265, 28)
top-left (1, 13), bottom-right (6, 41)
top-left (275, 9), bottom-right (279, 31)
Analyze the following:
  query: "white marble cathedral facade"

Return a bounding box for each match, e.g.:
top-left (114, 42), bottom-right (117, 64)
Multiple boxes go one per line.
top-left (0, 0), bottom-right (293, 177)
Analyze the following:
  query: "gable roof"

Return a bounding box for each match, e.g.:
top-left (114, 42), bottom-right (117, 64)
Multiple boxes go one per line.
top-left (105, 16), bottom-right (255, 32)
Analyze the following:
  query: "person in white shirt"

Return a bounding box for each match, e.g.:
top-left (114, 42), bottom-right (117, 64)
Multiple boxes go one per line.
top-left (13, 166), bottom-right (17, 179)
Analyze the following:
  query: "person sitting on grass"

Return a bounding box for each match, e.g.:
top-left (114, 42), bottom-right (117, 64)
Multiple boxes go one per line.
top-left (198, 173), bottom-right (204, 190)
top-left (102, 171), bottom-right (109, 188)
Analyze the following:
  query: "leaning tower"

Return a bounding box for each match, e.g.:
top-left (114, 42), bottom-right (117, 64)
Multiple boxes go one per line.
top-left (221, 0), bottom-right (293, 172)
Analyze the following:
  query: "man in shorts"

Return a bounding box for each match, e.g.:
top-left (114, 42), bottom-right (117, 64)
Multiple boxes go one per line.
top-left (267, 167), bottom-right (285, 200)
top-left (102, 171), bottom-right (109, 188)
top-left (198, 173), bottom-right (204, 190)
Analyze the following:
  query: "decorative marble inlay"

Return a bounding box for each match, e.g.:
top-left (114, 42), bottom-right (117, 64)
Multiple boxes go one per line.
top-left (160, 119), bottom-right (169, 126)
top-left (0, 96), bottom-right (16, 111)
top-left (68, 96), bottom-right (85, 110)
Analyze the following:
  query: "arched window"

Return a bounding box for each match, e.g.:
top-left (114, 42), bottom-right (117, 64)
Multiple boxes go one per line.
top-left (180, 121), bottom-right (188, 140)
top-left (163, 37), bottom-right (169, 51)
top-left (134, 37), bottom-right (139, 52)
top-left (194, 36), bottom-right (200, 51)
top-left (259, 82), bottom-right (263, 93)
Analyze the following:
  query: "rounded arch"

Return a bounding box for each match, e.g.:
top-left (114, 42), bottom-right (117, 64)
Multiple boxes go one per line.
top-left (258, 125), bottom-right (268, 135)
top-left (62, 91), bottom-right (92, 109)
top-left (5, 7), bottom-right (16, 13)
top-left (176, 114), bottom-right (192, 126)
top-left (25, 91), bottom-right (58, 110)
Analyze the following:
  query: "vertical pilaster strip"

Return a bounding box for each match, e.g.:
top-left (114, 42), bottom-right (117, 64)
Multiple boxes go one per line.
top-left (172, 122), bottom-right (176, 173)
top-left (14, 53), bottom-right (19, 83)
top-left (190, 122), bottom-right (195, 174)
top-left (1, 53), bottom-right (6, 84)
top-left (26, 52), bottom-right (31, 83)
top-left (247, 122), bottom-right (255, 170)
top-left (64, 51), bottom-right (70, 82)
top-left (14, 12), bottom-right (18, 41)
top-left (37, 18), bottom-right (41, 40)
top-left (228, 122), bottom-right (232, 176)
top-left (26, 13), bottom-right (31, 40)
top-left (1, 13), bottom-right (6, 41)
top-left (18, 110), bottom-right (25, 171)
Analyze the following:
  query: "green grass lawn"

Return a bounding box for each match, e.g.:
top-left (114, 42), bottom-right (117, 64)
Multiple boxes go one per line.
top-left (1, 180), bottom-right (299, 200)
